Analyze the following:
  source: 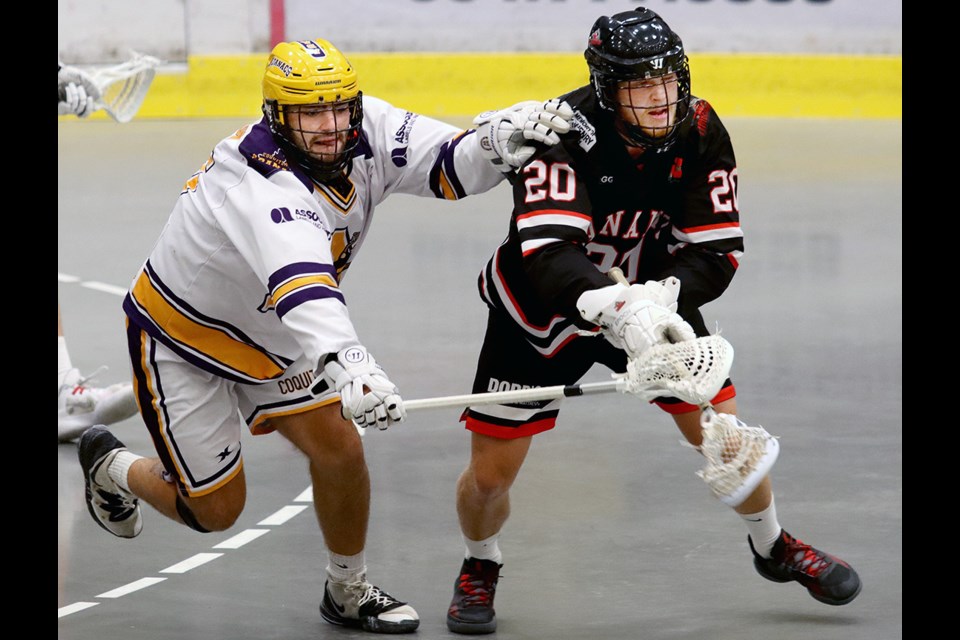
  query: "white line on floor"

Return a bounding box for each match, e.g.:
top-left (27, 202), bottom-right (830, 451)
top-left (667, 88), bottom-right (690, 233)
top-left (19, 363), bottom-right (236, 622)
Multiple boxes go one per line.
top-left (58, 602), bottom-right (99, 618)
top-left (258, 504), bottom-right (309, 525)
top-left (97, 577), bottom-right (167, 599)
top-left (82, 281), bottom-right (129, 296)
top-left (160, 553), bottom-right (224, 574)
top-left (212, 528), bottom-right (270, 549)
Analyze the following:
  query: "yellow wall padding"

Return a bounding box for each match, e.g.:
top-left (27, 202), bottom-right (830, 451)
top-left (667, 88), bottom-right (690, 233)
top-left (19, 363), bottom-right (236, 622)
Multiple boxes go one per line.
top-left (80, 52), bottom-right (902, 121)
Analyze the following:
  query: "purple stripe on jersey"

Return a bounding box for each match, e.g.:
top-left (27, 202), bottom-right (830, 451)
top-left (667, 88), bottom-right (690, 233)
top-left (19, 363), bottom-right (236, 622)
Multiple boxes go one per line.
top-left (124, 293), bottom-right (291, 384)
top-left (275, 286), bottom-right (345, 318)
top-left (429, 133), bottom-right (470, 199)
top-left (268, 262), bottom-right (338, 291)
top-left (142, 260), bottom-right (270, 349)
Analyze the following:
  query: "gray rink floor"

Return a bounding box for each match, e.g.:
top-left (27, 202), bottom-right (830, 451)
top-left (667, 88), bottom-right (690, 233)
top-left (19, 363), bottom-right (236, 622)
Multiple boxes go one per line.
top-left (58, 117), bottom-right (902, 640)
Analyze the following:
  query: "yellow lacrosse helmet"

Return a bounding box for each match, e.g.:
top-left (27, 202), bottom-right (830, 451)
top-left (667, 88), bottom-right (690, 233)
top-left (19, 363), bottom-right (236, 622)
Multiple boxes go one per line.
top-left (262, 39), bottom-right (363, 179)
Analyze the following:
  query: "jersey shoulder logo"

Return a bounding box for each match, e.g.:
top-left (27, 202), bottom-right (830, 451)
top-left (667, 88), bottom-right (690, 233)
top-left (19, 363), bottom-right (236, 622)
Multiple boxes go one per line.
top-left (570, 110), bottom-right (597, 152)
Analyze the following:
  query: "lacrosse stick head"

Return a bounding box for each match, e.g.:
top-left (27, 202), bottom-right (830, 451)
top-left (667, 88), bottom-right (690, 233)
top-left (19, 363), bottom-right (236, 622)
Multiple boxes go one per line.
top-left (623, 334), bottom-right (733, 405)
top-left (696, 410), bottom-right (779, 507)
top-left (262, 39), bottom-right (363, 181)
top-left (90, 52), bottom-right (161, 123)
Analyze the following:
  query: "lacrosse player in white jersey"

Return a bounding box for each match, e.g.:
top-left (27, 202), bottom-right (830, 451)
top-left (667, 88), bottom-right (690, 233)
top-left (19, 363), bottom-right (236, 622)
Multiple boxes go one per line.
top-left (58, 62), bottom-right (139, 442)
top-left (74, 38), bottom-right (571, 634)
top-left (445, 8), bottom-right (861, 634)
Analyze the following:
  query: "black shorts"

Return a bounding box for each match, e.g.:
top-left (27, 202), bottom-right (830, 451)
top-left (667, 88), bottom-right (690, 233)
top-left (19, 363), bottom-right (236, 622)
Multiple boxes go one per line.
top-left (461, 308), bottom-right (736, 439)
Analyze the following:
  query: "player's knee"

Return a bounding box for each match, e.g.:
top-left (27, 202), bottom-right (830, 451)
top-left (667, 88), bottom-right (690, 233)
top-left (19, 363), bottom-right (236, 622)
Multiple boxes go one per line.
top-left (468, 466), bottom-right (514, 501)
top-left (176, 493), bottom-right (244, 533)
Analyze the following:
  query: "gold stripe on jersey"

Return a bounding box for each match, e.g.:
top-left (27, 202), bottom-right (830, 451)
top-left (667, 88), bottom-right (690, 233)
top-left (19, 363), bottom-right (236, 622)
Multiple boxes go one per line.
top-left (436, 169), bottom-right (457, 200)
top-left (265, 273), bottom-right (339, 309)
top-left (313, 178), bottom-right (357, 214)
top-left (131, 271), bottom-right (286, 381)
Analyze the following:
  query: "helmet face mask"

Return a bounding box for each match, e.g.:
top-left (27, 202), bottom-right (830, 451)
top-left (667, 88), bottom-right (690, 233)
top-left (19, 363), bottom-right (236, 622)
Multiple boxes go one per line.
top-left (262, 39), bottom-right (363, 180)
top-left (584, 7), bottom-right (691, 151)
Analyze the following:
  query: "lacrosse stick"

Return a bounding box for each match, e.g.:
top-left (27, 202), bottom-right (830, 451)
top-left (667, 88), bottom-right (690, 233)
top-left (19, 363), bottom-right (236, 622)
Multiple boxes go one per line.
top-left (405, 379), bottom-right (626, 412)
top-left (58, 53), bottom-right (161, 123)
top-left (401, 326), bottom-right (771, 507)
top-left (607, 267), bottom-right (779, 507)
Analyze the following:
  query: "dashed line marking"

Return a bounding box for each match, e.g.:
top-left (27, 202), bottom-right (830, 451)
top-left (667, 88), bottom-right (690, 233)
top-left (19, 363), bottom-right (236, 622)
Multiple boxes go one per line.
top-left (82, 281), bottom-right (128, 296)
top-left (160, 553), bottom-right (224, 574)
top-left (97, 577), bottom-right (168, 599)
top-left (58, 602), bottom-right (98, 618)
top-left (58, 272), bottom-right (125, 296)
top-left (259, 505), bottom-right (309, 525)
top-left (213, 528), bottom-right (271, 550)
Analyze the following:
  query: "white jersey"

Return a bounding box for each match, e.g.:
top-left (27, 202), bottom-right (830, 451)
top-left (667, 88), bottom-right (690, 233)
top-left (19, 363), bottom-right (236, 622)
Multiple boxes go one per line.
top-left (123, 96), bottom-right (503, 384)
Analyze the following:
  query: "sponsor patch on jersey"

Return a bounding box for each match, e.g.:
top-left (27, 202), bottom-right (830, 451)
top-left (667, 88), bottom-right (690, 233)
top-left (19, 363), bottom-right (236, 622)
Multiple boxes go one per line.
top-left (571, 111), bottom-right (597, 152)
top-left (269, 206), bottom-right (333, 238)
top-left (391, 147), bottom-right (408, 167)
top-left (250, 150), bottom-right (289, 173)
top-left (394, 111), bottom-right (419, 144)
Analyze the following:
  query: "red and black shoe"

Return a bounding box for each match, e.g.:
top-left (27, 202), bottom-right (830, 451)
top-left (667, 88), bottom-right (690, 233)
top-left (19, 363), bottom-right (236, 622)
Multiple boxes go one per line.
top-left (446, 557), bottom-right (502, 634)
top-left (750, 530), bottom-right (862, 605)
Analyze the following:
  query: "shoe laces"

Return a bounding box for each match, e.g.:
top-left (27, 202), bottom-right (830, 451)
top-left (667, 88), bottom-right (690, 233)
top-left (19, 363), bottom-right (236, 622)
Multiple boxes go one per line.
top-left (343, 580), bottom-right (400, 608)
top-left (780, 535), bottom-right (833, 578)
top-left (457, 569), bottom-right (497, 606)
top-left (62, 365), bottom-right (109, 396)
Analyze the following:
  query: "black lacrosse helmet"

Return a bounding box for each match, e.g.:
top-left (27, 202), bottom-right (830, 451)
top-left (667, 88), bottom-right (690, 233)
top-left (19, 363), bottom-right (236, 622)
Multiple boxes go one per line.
top-left (584, 6), bottom-right (691, 151)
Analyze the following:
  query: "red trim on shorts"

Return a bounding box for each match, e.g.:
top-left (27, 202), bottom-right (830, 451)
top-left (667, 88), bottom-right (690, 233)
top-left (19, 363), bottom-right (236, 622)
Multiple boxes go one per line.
top-left (653, 384), bottom-right (737, 415)
top-left (461, 414), bottom-right (556, 439)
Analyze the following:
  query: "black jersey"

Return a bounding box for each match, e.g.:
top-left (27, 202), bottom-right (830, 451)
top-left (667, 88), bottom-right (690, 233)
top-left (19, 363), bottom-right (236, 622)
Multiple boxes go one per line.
top-left (477, 86), bottom-right (742, 358)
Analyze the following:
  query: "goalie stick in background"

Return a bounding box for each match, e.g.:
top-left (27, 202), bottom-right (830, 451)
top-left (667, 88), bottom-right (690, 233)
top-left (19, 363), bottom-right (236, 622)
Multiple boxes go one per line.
top-left (445, 7), bottom-right (861, 635)
top-left (58, 61), bottom-right (140, 443)
top-left (74, 38), bottom-right (572, 635)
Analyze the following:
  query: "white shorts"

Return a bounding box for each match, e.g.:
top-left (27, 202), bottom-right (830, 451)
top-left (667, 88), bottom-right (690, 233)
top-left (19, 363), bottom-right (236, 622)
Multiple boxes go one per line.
top-left (128, 326), bottom-right (338, 497)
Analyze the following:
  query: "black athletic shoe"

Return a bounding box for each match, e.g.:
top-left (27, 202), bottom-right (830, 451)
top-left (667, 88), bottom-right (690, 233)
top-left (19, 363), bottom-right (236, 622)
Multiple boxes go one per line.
top-left (78, 425), bottom-right (142, 538)
top-left (750, 530), bottom-right (861, 605)
top-left (447, 558), bottom-right (502, 634)
top-left (320, 576), bottom-right (419, 634)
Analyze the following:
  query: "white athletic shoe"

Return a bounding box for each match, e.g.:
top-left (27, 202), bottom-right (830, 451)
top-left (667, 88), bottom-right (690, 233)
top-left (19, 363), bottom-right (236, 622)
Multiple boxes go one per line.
top-left (78, 426), bottom-right (143, 538)
top-left (58, 368), bottom-right (138, 443)
top-left (320, 574), bottom-right (420, 634)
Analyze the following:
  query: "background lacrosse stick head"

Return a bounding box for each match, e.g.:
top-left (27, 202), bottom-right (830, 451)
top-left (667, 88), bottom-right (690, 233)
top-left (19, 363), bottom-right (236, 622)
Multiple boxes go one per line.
top-left (89, 52), bottom-right (162, 123)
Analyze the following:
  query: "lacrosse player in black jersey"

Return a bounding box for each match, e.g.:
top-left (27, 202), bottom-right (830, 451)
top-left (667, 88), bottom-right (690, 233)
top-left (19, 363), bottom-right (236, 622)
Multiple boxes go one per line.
top-left (446, 7), bottom-right (861, 634)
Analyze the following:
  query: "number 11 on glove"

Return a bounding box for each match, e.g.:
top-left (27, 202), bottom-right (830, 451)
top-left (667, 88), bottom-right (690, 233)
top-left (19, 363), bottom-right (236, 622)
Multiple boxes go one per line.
top-left (315, 346), bottom-right (406, 430)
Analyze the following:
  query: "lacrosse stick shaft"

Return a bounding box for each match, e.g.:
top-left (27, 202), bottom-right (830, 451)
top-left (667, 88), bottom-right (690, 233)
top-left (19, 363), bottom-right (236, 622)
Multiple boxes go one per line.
top-left (404, 379), bottom-right (625, 412)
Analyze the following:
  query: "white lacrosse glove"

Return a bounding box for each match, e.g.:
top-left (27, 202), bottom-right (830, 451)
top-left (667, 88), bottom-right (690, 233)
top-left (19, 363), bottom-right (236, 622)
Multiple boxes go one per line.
top-left (320, 346), bottom-right (406, 430)
top-left (58, 65), bottom-right (100, 118)
top-left (577, 277), bottom-right (696, 358)
top-left (473, 99), bottom-right (574, 172)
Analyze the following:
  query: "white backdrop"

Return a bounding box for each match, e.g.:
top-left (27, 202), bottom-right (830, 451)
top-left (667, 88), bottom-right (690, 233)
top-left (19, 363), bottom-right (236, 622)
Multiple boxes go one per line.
top-left (59, 0), bottom-right (901, 63)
